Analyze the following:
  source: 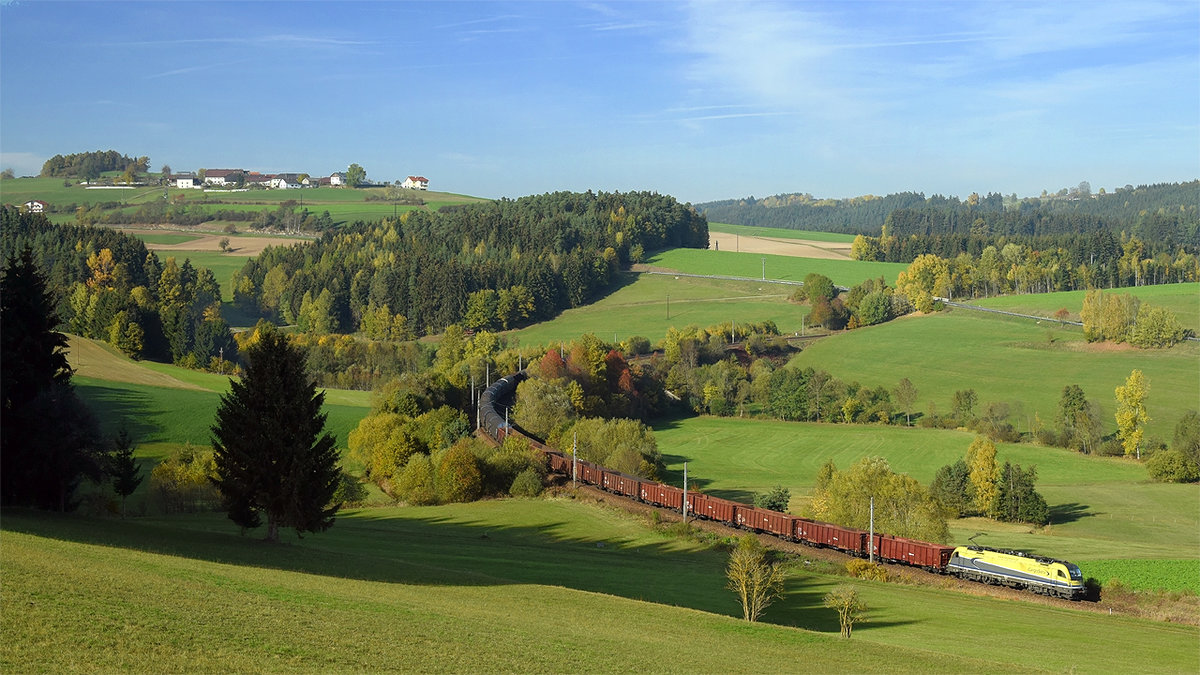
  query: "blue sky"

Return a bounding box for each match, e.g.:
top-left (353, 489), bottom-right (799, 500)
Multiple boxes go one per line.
top-left (1, 1), bottom-right (1196, 203)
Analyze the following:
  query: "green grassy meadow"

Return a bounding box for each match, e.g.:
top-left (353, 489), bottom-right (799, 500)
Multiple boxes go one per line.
top-left (787, 309), bottom-right (1198, 441)
top-left (70, 335), bottom-right (370, 451)
top-left (707, 222), bottom-right (858, 243)
top-left (652, 415), bottom-right (1200, 564)
top-left (4, 502), bottom-right (1196, 674)
top-left (506, 272), bottom-right (808, 347)
top-left (647, 248), bottom-right (909, 287)
top-left (966, 283), bottom-right (1200, 334)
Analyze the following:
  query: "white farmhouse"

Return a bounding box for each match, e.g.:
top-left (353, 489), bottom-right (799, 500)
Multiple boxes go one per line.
top-left (402, 175), bottom-right (429, 190)
top-left (173, 172), bottom-right (199, 189)
top-left (270, 173), bottom-right (304, 189)
top-left (203, 169), bottom-right (242, 186)
top-left (329, 172), bottom-right (347, 186)
top-left (23, 199), bottom-right (48, 213)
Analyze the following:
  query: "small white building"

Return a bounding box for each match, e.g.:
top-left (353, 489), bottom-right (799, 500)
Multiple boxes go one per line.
top-left (402, 175), bottom-right (429, 190)
top-left (329, 172), bottom-right (347, 186)
top-left (203, 169), bottom-right (242, 186)
top-left (23, 199), bottom-right (48, 213)
top-left (173, 172), bottom-right (199, 189)
top-left (270, 173), bottom-right (304, 189)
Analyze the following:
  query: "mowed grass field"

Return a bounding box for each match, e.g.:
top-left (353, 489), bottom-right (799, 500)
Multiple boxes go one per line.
top-left (647, 248), bottom-right (909, 287)
top-left (4, 502), bottom-right (1196, 674)
top-left (788, 308), bottom-right (1198, 441)
top-left (506, 272), bottom-right (808, 347)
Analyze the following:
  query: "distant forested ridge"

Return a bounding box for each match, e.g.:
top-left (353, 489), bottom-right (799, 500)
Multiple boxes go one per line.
top-left (232, 191), bottom-right (709, 336)
top-left (0, 209), bottom-right (235, 366)
top-left (40, 150), bottom-right (149, 180)
top-left (699, 181), bottom-right (1199, 246)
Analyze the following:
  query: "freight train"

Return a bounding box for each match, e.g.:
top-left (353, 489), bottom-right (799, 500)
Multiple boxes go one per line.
top-left (479, 372), bottom-right (1086, 600)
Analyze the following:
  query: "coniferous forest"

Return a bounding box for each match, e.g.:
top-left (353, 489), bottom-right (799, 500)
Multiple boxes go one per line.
top-left (231, 190), bottom-right (709, 335)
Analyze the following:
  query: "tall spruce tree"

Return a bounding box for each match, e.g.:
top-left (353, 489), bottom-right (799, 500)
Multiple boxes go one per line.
top-left (1, 247), bottom-right (104, 510)
top-left (211, 327), bottom-right (340, 541)
top-left (108, 428), bottom-right (143, 518)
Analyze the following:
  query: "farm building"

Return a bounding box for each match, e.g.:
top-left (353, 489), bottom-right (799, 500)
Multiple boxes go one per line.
top-left (402, 176), bottom-right (429, 190)
top-left (23, 199), bottom-right (47, 213)
top-left (203, 169), bottom-right (243, 186)
top-left (173, 172), bottom-right (200, 189)
top-left (330, 171), bottom-right (347, 186)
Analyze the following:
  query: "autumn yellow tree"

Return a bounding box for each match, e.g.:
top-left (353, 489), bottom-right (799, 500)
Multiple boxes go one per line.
top-left (823, 584), bottom-right (867, 638)
top-left (726, 534), bottom-right (786, 622)
top-left (966, 435), bottom-right (998, 514)
top-left (1115, 370), bottom-right (1150, 459)
top-left (895, 254), bottom-right (949, 313)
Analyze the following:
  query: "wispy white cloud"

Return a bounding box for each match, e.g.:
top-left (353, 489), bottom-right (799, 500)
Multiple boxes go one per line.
top-left (102, 34), bottom-right (374, 48)
top-left (144, 61), bottom-right (240, 79)
top-left (0, 151), bottom-right (45, 176)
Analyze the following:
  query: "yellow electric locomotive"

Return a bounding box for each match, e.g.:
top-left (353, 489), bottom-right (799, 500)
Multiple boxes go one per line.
top-left (948, 546), bottom-right (1085, 599)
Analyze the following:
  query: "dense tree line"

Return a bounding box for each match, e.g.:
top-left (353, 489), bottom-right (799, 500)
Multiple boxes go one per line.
top-left (231, 191), bottom-right (709, 335)
top-left (41, 150), bottom-right (148, 180)
top-left (876, 236), bottom-right (1197, 306)
top-left (699, 181), bottom-right (1198, 244)
top-left (0, 210), bottom-right (236, 366)
top-left (75, 198), bottom-right (336, 232)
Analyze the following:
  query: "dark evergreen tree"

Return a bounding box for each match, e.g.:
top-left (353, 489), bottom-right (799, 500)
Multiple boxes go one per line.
top-left (210, 327), bottom-right (341, 541)
top-left (1, 247), bottom-right (104, 510)
top-left (108, 428), bottom-right (143, 517)
top-left (929, 460), bottom-right (971, 517)
top-left (990, 462), bottom-right (1049, 525)
top-left (754, 485), bottom-right (791, 512)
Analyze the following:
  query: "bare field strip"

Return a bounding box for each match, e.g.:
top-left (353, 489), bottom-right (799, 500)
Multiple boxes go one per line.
top-left (707, 232), bottom-right (853, 260)
top-left (118, 228), bottom-right (307, 256)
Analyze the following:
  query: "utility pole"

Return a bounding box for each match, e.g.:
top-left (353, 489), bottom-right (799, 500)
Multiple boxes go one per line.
top-left (761, 257), bottom-right (765, 280)
top-left (218, 347), bottom-right (224, 374)
top-left (572, 432), bottom-right (578, 488)
top-left (869, 496), bottom-right (875, 564)
top-left (682, 461), bottom-right (688, 523)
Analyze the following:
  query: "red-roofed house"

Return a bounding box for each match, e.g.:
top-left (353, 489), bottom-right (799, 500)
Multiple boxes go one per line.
top-left (402, 176), bottom-right (429, 190)
top-left (23, 199), bottom-right (48, 213)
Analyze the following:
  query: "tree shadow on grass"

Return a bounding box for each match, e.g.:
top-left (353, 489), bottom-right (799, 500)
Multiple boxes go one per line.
top-left (1049, 502), bottom-right (1093, 525)
top-left (2, 504), bottom-right (836, 631)
top-left (73, 381), bottom-right (162, 441)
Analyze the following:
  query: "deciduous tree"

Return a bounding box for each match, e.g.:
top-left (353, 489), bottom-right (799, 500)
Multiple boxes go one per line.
top-left (211, 327), bottom-right (341, 541)
top-left (894, 377), bottom-right (917, 426)
top-left (1114, 369), bottom-right (1150, 458)
top-left (726, 534), bottom-right (786, 622)
top-left (965, 436), bottom-right (998, 515)
top-left (823, 584), bottom-right (867, 638)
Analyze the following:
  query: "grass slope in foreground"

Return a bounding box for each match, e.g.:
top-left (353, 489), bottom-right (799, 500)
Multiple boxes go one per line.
top-left (4, 502), bottom-right (1196, 674)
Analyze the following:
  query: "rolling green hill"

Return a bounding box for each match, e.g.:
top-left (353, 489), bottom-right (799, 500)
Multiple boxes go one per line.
top-left (3, 503), bottom-right (1196, 674)
top-left (787, 309), bottom-right (1198, 441)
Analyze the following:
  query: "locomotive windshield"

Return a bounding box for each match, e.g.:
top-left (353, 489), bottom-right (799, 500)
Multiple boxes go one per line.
top-left (1067, 564), bottom-right (1083, 580)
